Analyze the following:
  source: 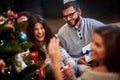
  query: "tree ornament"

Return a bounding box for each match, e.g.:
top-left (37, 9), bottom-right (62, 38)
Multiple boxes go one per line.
top-left (17, 32), bottom-right (27, 42)
top-left (15, 53), bottom-right (27, 72)
top-left (30, 51), bottom-right (39, 63)
top-left (0, 59), bottom-right (6, 72)
top-left (0, 40), bottom-right (4, 46)
top-left (16, 61), bottom-right (22, 67)
top-left (0, 15), bottom-right (6, 25)
top-left (7, 9), bottom-right (18, 18)
top-left (39, 61), bottom-right (45, 80)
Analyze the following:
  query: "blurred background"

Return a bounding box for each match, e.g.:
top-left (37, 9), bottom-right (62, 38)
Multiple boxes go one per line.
top-left (0, 0), bottom-right (120, 33)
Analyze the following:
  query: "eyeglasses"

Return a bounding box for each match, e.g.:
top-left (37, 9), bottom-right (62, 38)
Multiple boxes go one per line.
top-left (63, 10), bottom-right (77, 20)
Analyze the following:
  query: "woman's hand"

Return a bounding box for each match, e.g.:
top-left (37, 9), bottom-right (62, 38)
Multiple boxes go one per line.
top-left (48, 37), bottom-right (62, 63)
top-left (62, 64), bottom-right (76, 80)
top-left (48, 37), bottom-right (63, 80)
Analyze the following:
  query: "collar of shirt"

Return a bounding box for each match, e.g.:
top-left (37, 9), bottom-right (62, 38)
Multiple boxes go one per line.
top-left (73, 26), bottom-right (81, 32)
top-left (73, 16), bottom-right (82, 31)
top-left (72, 26), bottom-right (83, 40)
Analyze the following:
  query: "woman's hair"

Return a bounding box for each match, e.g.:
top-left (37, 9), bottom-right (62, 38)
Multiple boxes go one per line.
top-left (26, 14), bottom-right (54, 46)
top-left (26, 14), bottom-right (54, 60)
top-left (94, 25), bottom-right (120, 72)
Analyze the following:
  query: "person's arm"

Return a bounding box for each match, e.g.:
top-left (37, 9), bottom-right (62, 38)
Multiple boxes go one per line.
top-left (51, 60), bottom-right (63, 80)
top-left (62, 65), bottom-right (77, 80)
top-left (48, 37), bottom-right (63, 80)
top-left (59, 46), bottom-right (75, 67)
top-left (88, 18), bottom-right (105, 30)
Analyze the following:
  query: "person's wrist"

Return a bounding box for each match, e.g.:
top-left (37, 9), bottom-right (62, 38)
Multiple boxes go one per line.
top-left (51, 56), bottom-right (61, 63)
top-left (68, 75), bottom-right (76, 80)
top-left (50, 52), bottom-right (62, 63)
top-left (51, 57), bottom-right (58, 62)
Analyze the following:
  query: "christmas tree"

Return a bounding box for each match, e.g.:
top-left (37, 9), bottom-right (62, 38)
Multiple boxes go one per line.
top-left (0, 0), bottom-right (14, 16)
top-left (0, 13), bottom-right (54, 80)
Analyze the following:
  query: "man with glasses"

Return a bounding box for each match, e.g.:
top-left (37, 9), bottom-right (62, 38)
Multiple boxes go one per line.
top-left (57, 1), bottom-right (105, 62)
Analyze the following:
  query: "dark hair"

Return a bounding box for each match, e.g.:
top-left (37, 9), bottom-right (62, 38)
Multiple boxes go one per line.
top-left (94, 25), bottom-right (120, 73)
top-left (26, 14), bottom-right (54, 60)
top-left (26, 14), bottom-right (54, 46)
top-left (63, 1), bottom-right (80, 10)
top-left (18, 11), bottom-right (31, 19)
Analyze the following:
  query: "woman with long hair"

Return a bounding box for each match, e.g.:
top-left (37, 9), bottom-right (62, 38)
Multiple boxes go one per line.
top-left (26, 14), bottom-right (75, 79)
top-left (48, 25), bottom-right (120, 80)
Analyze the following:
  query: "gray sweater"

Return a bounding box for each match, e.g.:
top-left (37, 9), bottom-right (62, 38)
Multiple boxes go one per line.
top-left (57, 16), bottom-right (105, 61)
top-left (41, 45), bottom-right (75, 66)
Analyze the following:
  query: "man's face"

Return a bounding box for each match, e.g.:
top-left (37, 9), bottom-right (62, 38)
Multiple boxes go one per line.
top-left (63, 6), bottom-right (81, 27)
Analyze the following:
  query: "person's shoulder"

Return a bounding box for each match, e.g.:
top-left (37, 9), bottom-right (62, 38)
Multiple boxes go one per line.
top-left (58, 23), bottom-right (71, 34)
top-left (83, 68), bottom-right (119, 76)
top-left (59, 23), bottom-right (69, 30)
top-left (81, 17), bottom-right (105, 28)
top-left (92, 66), bottom-right (108, 73)
top-left (82, 17), bottom-right (102, 23)
top-left (82, 67), bottom-right (120, 80)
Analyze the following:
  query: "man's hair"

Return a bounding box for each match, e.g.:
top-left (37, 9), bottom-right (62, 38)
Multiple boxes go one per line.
top-left (63, 1), bottom-right (80, 10)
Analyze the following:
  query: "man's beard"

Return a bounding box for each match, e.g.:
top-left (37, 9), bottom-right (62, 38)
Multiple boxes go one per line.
top-left (68, 16), bottom-right (80, 27)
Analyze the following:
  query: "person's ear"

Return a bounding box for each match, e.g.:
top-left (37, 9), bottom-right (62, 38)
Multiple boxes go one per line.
top-left (77, 9), bottom-right (82, 15)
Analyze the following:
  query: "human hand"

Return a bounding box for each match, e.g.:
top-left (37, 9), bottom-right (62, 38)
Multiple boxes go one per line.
top-left (60, 66), bottom-right (66, 80)
top-left (17, 16), bottom-right (28, 23)
top-left (78, 56), bottom-right (90, 66)
top-left (48, 37), bottom-right (62, 63)
top-left (62, 65), bottom-right (76, 80)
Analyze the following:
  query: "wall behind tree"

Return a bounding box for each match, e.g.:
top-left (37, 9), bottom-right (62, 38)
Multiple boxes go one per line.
top-left (12, 0), bottom-right (120, 22)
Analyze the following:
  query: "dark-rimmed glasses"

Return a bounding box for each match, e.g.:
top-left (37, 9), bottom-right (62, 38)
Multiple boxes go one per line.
top-left (63, 10), bottom-right (77, 20)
